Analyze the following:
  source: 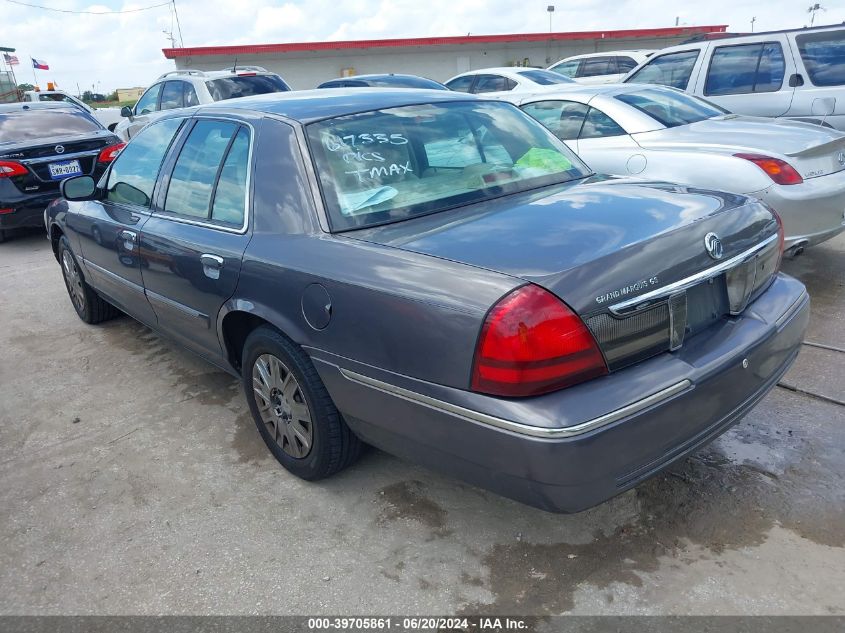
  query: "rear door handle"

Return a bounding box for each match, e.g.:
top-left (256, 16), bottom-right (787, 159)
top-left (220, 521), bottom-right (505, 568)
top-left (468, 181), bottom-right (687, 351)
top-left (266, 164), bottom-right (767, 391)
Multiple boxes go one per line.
top-left (119, 230), bottom-right (137, 251)
top-left (200, 254), bottom-right (224, 279)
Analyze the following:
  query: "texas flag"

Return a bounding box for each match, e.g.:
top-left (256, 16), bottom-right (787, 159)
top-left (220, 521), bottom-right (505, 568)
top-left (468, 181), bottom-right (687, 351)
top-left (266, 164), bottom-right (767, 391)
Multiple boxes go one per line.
top-left (32, 58), bottom-right (49, 70)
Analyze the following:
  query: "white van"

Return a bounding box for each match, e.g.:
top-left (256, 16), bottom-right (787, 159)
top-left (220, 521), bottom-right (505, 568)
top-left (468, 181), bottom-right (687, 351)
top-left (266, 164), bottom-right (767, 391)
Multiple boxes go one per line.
top-left (548, 51), bottom-right (654, 84)
top-left (623, 24), bottom-right (845, 130)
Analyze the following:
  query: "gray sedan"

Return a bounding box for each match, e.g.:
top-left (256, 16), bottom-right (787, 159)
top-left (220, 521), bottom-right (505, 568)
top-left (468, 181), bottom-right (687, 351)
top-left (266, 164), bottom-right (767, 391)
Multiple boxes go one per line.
top-left (45, 89), bottom-right (808, 512)
top-left (504, 84), bottom-right (845, 254)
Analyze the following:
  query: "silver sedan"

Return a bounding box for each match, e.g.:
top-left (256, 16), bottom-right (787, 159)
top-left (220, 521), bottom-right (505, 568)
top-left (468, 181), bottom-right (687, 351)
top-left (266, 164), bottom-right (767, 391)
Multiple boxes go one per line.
top-left (503, 84), bottom-right (845, 253)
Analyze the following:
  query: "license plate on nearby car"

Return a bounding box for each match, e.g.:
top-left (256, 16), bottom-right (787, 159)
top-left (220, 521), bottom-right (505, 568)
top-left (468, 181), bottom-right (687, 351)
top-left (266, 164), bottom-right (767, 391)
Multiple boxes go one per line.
top-left (48, 160), bottom-right (82, 180)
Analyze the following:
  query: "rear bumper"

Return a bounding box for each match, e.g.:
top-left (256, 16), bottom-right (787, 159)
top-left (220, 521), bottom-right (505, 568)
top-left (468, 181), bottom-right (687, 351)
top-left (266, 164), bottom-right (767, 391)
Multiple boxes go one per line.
top-left (311, 273), bottom-right (809, 512)
top-left (0, 193), bottom-right (57, 230)
top-left (750, 168), bottom-right (845, 248)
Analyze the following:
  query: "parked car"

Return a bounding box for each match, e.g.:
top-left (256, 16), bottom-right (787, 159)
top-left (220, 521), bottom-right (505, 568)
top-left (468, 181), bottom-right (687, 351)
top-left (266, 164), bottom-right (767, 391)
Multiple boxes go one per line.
top-left (20, 90), bottom-right (123, 131)
top-left (114, 66), bottom-right (291, 141)
top-left (445, 67), bottom-right (574, 95)
top-left (623, 24), bottom-right (845, 130)
top-left (317, 73), bottom-right (448, 90)
top-left (0, 102), bottom-right (123, 243)
top-left (46, 89), bottom-right (808, 512)
top-left (506, 84), bottom-right (845, 252)
top-left (548, 50), bottom-right (654, 84)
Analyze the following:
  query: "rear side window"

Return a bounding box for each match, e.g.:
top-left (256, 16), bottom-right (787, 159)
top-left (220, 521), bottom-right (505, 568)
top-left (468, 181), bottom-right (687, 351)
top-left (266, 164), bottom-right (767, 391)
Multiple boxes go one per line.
top-left (797, 30), bottom-right (845, 87)
top-left (0, 109), bottom-right (100, 142)
top-left (472, 75), bottom-right (516, 93)
top-left (183, 83), bottom-right (200, 107)
top-left (580, 107), bottom-right (626, 139)
top-left (705, 42), bottom-right (785, 95)
top-left (616, 56), bottom-right (639, 72)
top-left (521, 100), bottom-right (589, 140)
top-left (625, 50), bottom-right (700, 89)
top-left (616, 88), bottom-right (728, 128)
top-left (516, 69), bottom-right (573, 85)
top-left (164, 120), bottom-right (249, 227)
top-left (105, 117), bottom-right (183, 207)
top-left (549, 60), bottom-right (581, 78)
top-left (159, 81), bottom-right (184, 110)
top-left (135, 84), bottom-right (161, 115)
top-left (211, 127), bottom-right (250, 226)
top-left (578, 57), bottom-right (616, 78)
top-left (205, 75), bottom-right (290, 101)
top-left (445, 76), bottom-right (474, 92)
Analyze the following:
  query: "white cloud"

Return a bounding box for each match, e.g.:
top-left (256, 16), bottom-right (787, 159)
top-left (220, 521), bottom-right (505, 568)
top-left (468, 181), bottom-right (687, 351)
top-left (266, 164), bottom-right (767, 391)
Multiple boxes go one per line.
top-left (1, 0), bottom-right (842, 93)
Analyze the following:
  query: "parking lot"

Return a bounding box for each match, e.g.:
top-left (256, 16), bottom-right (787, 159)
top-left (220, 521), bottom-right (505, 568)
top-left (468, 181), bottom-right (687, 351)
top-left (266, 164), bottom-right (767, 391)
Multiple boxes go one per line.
top-left (0, 228), bottom-right (843, 616)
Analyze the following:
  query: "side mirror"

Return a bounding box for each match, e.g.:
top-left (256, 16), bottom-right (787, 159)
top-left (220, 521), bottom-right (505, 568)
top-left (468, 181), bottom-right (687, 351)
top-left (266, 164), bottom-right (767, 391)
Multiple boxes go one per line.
top-left (60, 175), bottom-right (98, 201)
top-left (120, 105), bottom-right (134, 118)
top-left (112, 182), bottom-right (150, 207)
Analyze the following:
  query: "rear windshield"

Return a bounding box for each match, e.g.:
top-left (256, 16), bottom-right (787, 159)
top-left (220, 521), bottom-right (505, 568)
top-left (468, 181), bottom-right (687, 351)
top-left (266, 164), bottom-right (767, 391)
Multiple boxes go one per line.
top-left (0, 109), bottom-right (101, 143)
top-left (517, 69), bottom-right (574, 85)
top-left (797, 30), bottom-right (845, 87)
top-left (205, 75), bottom-right (290, 101)
top-left (306, 100), bottom-right (590, 231)
top-left (616, 88), bottom-right (728, 128)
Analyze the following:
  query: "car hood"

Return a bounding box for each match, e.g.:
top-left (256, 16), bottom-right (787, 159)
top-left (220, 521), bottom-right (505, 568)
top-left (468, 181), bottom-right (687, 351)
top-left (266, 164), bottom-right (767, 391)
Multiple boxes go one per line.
top-left (634, 115), bottom-right (845, 156)
top-left (348, 176), bottom-right (777, 316)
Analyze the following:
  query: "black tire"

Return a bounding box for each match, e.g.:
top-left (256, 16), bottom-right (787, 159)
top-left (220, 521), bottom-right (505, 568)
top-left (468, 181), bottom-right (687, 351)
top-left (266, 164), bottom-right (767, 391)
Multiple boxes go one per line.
top-left (58, 235), bottom-right (120, 324)
top-left (242, 325), bottom-right (362, 480)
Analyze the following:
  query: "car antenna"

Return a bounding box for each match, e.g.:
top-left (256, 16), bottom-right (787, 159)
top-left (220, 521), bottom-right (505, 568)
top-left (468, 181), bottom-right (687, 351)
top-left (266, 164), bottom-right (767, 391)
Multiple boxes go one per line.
top-left (232, 58), bottom-right (237, 73)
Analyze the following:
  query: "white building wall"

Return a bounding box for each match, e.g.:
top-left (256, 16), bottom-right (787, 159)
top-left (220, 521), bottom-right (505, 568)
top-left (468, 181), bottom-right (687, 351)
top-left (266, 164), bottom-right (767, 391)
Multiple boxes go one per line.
top-left (173, 35), bottom-right (692, 90)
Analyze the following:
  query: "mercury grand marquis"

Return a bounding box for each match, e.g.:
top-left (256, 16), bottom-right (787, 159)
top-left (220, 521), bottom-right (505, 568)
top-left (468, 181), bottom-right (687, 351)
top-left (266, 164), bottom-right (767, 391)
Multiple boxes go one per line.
top-left (45, 89), bottom-right (809, 512)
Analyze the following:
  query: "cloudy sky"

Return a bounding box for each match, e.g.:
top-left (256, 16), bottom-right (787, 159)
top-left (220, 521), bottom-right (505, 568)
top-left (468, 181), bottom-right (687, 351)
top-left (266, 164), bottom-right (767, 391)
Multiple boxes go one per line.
top-left (2, 0), bottom-right (843, 93)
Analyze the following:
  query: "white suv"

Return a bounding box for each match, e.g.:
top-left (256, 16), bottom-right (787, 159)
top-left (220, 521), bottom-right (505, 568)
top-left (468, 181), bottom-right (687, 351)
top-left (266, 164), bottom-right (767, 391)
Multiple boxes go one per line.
top-left (547, 51), bottom-right (655, 84)
top-left (623, 25), bottom-right (845, 130)
top-left (115, 67), bottom-right (291, 141)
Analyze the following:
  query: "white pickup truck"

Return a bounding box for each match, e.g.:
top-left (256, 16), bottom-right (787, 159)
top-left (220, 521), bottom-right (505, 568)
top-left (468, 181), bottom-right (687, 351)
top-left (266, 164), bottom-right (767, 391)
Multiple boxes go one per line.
top-left (20, 90), bottom-right (123, 131)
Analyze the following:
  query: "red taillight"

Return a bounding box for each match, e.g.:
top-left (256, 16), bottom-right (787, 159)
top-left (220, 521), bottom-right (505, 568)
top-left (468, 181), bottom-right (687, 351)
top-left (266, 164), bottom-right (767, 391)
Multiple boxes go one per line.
top-left (0, 208), bottom-right (14, 214)
top-left (238, 72), bottom-right (257, 76)
top-left (97, 142), bottom-right (126, 163)
top-left (734, 153), bottom-right (803, 185)
top-left (471, 285), bottom-right (608, 397)
top-left (0, 160), bottom-right (27, 178)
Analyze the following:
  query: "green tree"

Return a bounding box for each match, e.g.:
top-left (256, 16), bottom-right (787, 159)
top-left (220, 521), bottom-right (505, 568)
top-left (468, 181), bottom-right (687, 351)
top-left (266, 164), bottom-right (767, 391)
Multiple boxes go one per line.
top-left (16, 83), bottom-right (34, 91)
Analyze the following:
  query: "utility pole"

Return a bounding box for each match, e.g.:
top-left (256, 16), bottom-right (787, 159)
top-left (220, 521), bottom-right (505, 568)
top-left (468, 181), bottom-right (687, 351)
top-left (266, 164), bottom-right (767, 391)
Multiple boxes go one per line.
top-left (750, 16), bottom-right (756, 32)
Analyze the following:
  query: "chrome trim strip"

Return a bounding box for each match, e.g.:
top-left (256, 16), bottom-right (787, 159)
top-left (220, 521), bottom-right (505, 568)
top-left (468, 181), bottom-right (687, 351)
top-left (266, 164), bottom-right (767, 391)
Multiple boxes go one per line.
top-left (339, 368), bottom-right (691, 439)
top-left (81, 257), bottom-right (145, 295)
top-left (609, 234), bottom-right (779, 315)
top-left (775, 290), bottom-right (809, 328)
top-left (22, 150), bottom-right (101, 165)
top-left (146, 288), bottom-right (209, 326)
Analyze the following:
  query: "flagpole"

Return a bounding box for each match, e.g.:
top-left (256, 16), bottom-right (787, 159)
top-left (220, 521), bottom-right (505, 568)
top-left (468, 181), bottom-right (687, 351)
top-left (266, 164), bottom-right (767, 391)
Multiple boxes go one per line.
top-left (31, 60), bottom-right (38, 88)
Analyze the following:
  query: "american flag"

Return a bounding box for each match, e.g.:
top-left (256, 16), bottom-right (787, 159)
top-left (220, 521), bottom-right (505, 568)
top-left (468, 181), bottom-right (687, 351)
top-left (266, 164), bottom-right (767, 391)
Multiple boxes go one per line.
top-left (3, 53), bottom-right (19, 66)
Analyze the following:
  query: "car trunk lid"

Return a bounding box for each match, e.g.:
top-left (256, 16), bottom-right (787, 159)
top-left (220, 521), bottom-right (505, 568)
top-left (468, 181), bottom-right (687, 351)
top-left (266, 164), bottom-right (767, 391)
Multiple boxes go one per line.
top-left (349, 176), bottom-right (780, 370)
top-left (633, 115), bottom-right (845, 180)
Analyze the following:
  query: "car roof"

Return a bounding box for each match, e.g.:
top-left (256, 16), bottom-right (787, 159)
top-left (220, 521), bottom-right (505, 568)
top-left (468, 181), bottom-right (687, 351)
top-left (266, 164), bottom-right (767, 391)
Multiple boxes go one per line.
top-left (196, 88), bottom-right (482, 123)
top-left (556, 50), bottom-right (655, 62)
top-left (0, 102), bottom-right (80, 113)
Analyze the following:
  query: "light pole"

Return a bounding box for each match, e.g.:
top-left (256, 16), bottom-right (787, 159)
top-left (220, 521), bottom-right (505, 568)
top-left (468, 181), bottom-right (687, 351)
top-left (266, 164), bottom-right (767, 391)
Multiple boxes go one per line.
top-left (547, 5), bottom-right (555, 33)
top-left (750, 16), bottom-right (756, 32)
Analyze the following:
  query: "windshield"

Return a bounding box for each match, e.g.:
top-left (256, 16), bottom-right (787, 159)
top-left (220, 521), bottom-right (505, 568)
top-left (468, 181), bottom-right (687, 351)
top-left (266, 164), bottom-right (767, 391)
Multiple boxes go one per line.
top-left (0, 109), bottom-right (101, 143)
top-left (307, 101), bottom-right (590, 231)
top-left (517, 69), bottom-right (575, 85)
top-left (205, 75), bottom-right (290, 101)
top-left (615, 88), bottom-right (729, 128)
